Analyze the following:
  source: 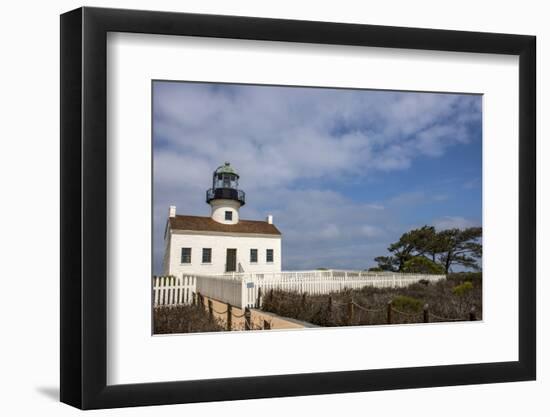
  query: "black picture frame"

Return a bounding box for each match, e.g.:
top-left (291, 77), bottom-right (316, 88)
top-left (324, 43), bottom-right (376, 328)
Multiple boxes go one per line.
top-left (60, 6), bottom-right (536, 410)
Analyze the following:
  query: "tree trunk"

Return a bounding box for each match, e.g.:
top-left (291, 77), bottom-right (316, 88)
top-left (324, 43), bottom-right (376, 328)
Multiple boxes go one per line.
top-left (444, 251), bottom-right (453, 273)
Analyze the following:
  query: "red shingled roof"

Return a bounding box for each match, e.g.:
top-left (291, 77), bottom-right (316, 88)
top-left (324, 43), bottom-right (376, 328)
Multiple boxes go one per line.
top-left (169, 215), bottom-right (281, 235)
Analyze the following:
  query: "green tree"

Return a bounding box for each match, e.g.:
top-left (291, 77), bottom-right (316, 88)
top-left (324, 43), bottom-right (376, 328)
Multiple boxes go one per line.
top-left (386, 225), bottom-right (437, 271)
top-left (373, 256), bottom-right (399, 272)
top-left (402, 256), bottom-right (445, 274)
top-left (436, 227), bottom-right (482, 273)
top-left (373, 225), bottom-right (482, 273)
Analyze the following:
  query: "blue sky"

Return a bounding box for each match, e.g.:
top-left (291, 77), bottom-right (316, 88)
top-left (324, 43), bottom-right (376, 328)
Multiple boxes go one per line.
top-left (152, 81), bottom-right (482, 274)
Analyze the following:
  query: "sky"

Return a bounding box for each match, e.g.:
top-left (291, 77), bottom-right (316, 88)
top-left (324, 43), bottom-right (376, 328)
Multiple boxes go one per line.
top-left (152, 81), bottom-right (482, 274)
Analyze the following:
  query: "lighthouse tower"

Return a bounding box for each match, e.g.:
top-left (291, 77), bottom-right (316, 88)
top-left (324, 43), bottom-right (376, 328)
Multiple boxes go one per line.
top-left (164, 161), bottom-right (281, 276)
top-left (206, 162), bottom-right (246, 225)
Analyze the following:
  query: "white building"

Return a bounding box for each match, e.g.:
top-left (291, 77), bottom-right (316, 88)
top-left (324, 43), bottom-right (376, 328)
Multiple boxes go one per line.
top-left (163, 162), bottom-right (282, 277)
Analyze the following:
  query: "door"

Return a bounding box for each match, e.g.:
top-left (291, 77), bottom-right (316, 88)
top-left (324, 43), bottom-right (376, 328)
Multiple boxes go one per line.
top-left (226, 249), bottom-right (237, 272)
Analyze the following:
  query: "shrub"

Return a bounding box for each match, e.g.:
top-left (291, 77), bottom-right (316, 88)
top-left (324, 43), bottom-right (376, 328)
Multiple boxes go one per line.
top-left (392, 295), bottom-right (423, 312)
top-left (153, 305), bottom-right (224, 334)
top-left (402, 257), bottom-right (445, 274)
top-left (452, 281), bottom-right (474, 296)
top-left (447, 272), bottom-right (482, 284)
top-left (261, 276), bottom-right (482, 326)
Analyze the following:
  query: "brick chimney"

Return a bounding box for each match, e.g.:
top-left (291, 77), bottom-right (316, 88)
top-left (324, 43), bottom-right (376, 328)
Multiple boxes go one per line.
top-left (266, 214), bottom-right (273, 224)
top-left (169, 205), bottom-right (176, 218)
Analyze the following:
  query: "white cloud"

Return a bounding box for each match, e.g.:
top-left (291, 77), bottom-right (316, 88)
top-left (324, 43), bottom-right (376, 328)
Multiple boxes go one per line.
top-left (319, 224), bottom-right (341, 239)
top-left (433, 216), bottom-right (479, 230)
top-left (153, 84), bottom-right (480, 188)
top-left (360, 225), bottom-right (384, 238)
top-left (152, 82), bottom-right (482, 272)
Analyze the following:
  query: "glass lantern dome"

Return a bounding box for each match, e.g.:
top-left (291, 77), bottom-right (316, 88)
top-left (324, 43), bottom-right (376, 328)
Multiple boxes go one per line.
top-left (206, 162), bottom-right (246, 206)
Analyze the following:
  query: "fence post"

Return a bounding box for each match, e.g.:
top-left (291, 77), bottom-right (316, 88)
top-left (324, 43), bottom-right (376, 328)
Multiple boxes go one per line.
top-left (207, 299), bottom-right (213, 319)
top-left (192, 292), bottom-right (196, 306)
top-left (387, 300), bottom-right (393, 324)
top-left (152, 277), bottom-right (156, 307)
top-left (469, 306), bottom-right (476, 321)
top-left (264, 320), bottom-right (271, 330)
top-left (423, 304), bottom-right (429, 323)
top-left (256, 287), bottom-right (262, 309)
top-left (244, 307), bottom-right (252, 330)
top-left (227, 304), bottom-right (232, 331)
top-left (241, 278), bottom-right (247, 310)
top-left (347, 300), bottom-right (355, 325)
top-left (197, 292), bottom-right (203, 308)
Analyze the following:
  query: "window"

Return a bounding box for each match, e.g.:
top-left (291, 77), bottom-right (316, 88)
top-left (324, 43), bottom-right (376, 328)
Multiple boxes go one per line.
top-left (250, 249), bottom-right (258, 263)
top-left (202, 248), bottom-right (212, 263)
top-left (225, 211), bottom-right (233, 221)
top-left (223, 174), bottom-right (231, 187)
top-left (181, 247), bottom-right (191, 264)
top-left (266, 249), bottom-right (274, 263)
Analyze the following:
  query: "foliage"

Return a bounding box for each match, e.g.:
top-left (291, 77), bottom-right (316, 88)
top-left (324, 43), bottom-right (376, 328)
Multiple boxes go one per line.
top-left (153, 305), bottom-right (225, 334)
top-left (262, 273), bottom-right (482, 327)
top-left (392, 295), bottom-right (423, 312)
top-left (373, 225), bottom-right (482, 273)
top-left (447, 271), bottom-right (482, 284)
top-left (373, 256), bottom-right (399, 272)
top-left (402, 256), bottom-right (445, 274)
top-left (387, 226), bottom-right (439, 271)
top-left (436, 227), bottom-right (482, 273)
top-left (452, 281), bottom-right (474, 296)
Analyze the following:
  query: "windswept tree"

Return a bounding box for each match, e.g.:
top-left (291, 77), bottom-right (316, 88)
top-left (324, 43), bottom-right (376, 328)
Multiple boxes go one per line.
top-left (386, 226), bottom-right (437, 271)
top-left (402, 256), bottom-right (445, 274)
top-left (371, 256), bottom-right (399, 272)
top-left (436, 227), bottom-right (482, 273)
top-left (372, 225), bottom-right (482, 273)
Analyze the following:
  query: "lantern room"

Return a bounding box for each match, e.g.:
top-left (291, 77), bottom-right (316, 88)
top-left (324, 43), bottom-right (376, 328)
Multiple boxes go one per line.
top-left (206, 162), bottom-right (246, 225)
top-left (206, 162), bottom-right (246, 207)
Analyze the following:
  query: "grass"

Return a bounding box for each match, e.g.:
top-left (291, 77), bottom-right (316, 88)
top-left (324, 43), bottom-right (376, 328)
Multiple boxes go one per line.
top-left (261, 272), bottom-right (482, 327)
top-left (153, 304), bottom-right (225, 334)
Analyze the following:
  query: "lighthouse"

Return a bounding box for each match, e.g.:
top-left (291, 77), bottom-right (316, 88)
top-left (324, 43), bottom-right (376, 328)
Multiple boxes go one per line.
top-left (163, 162), bottom-right (282, 275)
top-left (206, 162), bottom-right (246, 225)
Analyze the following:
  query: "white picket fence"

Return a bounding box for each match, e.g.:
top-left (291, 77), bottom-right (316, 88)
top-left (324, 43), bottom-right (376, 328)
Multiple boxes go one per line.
top-left (238, 270), bottom-right (444, 308)
top-left (152, 275), bottom-right (196, 306)
top-left (153, 270), bottom-right (445, 309)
